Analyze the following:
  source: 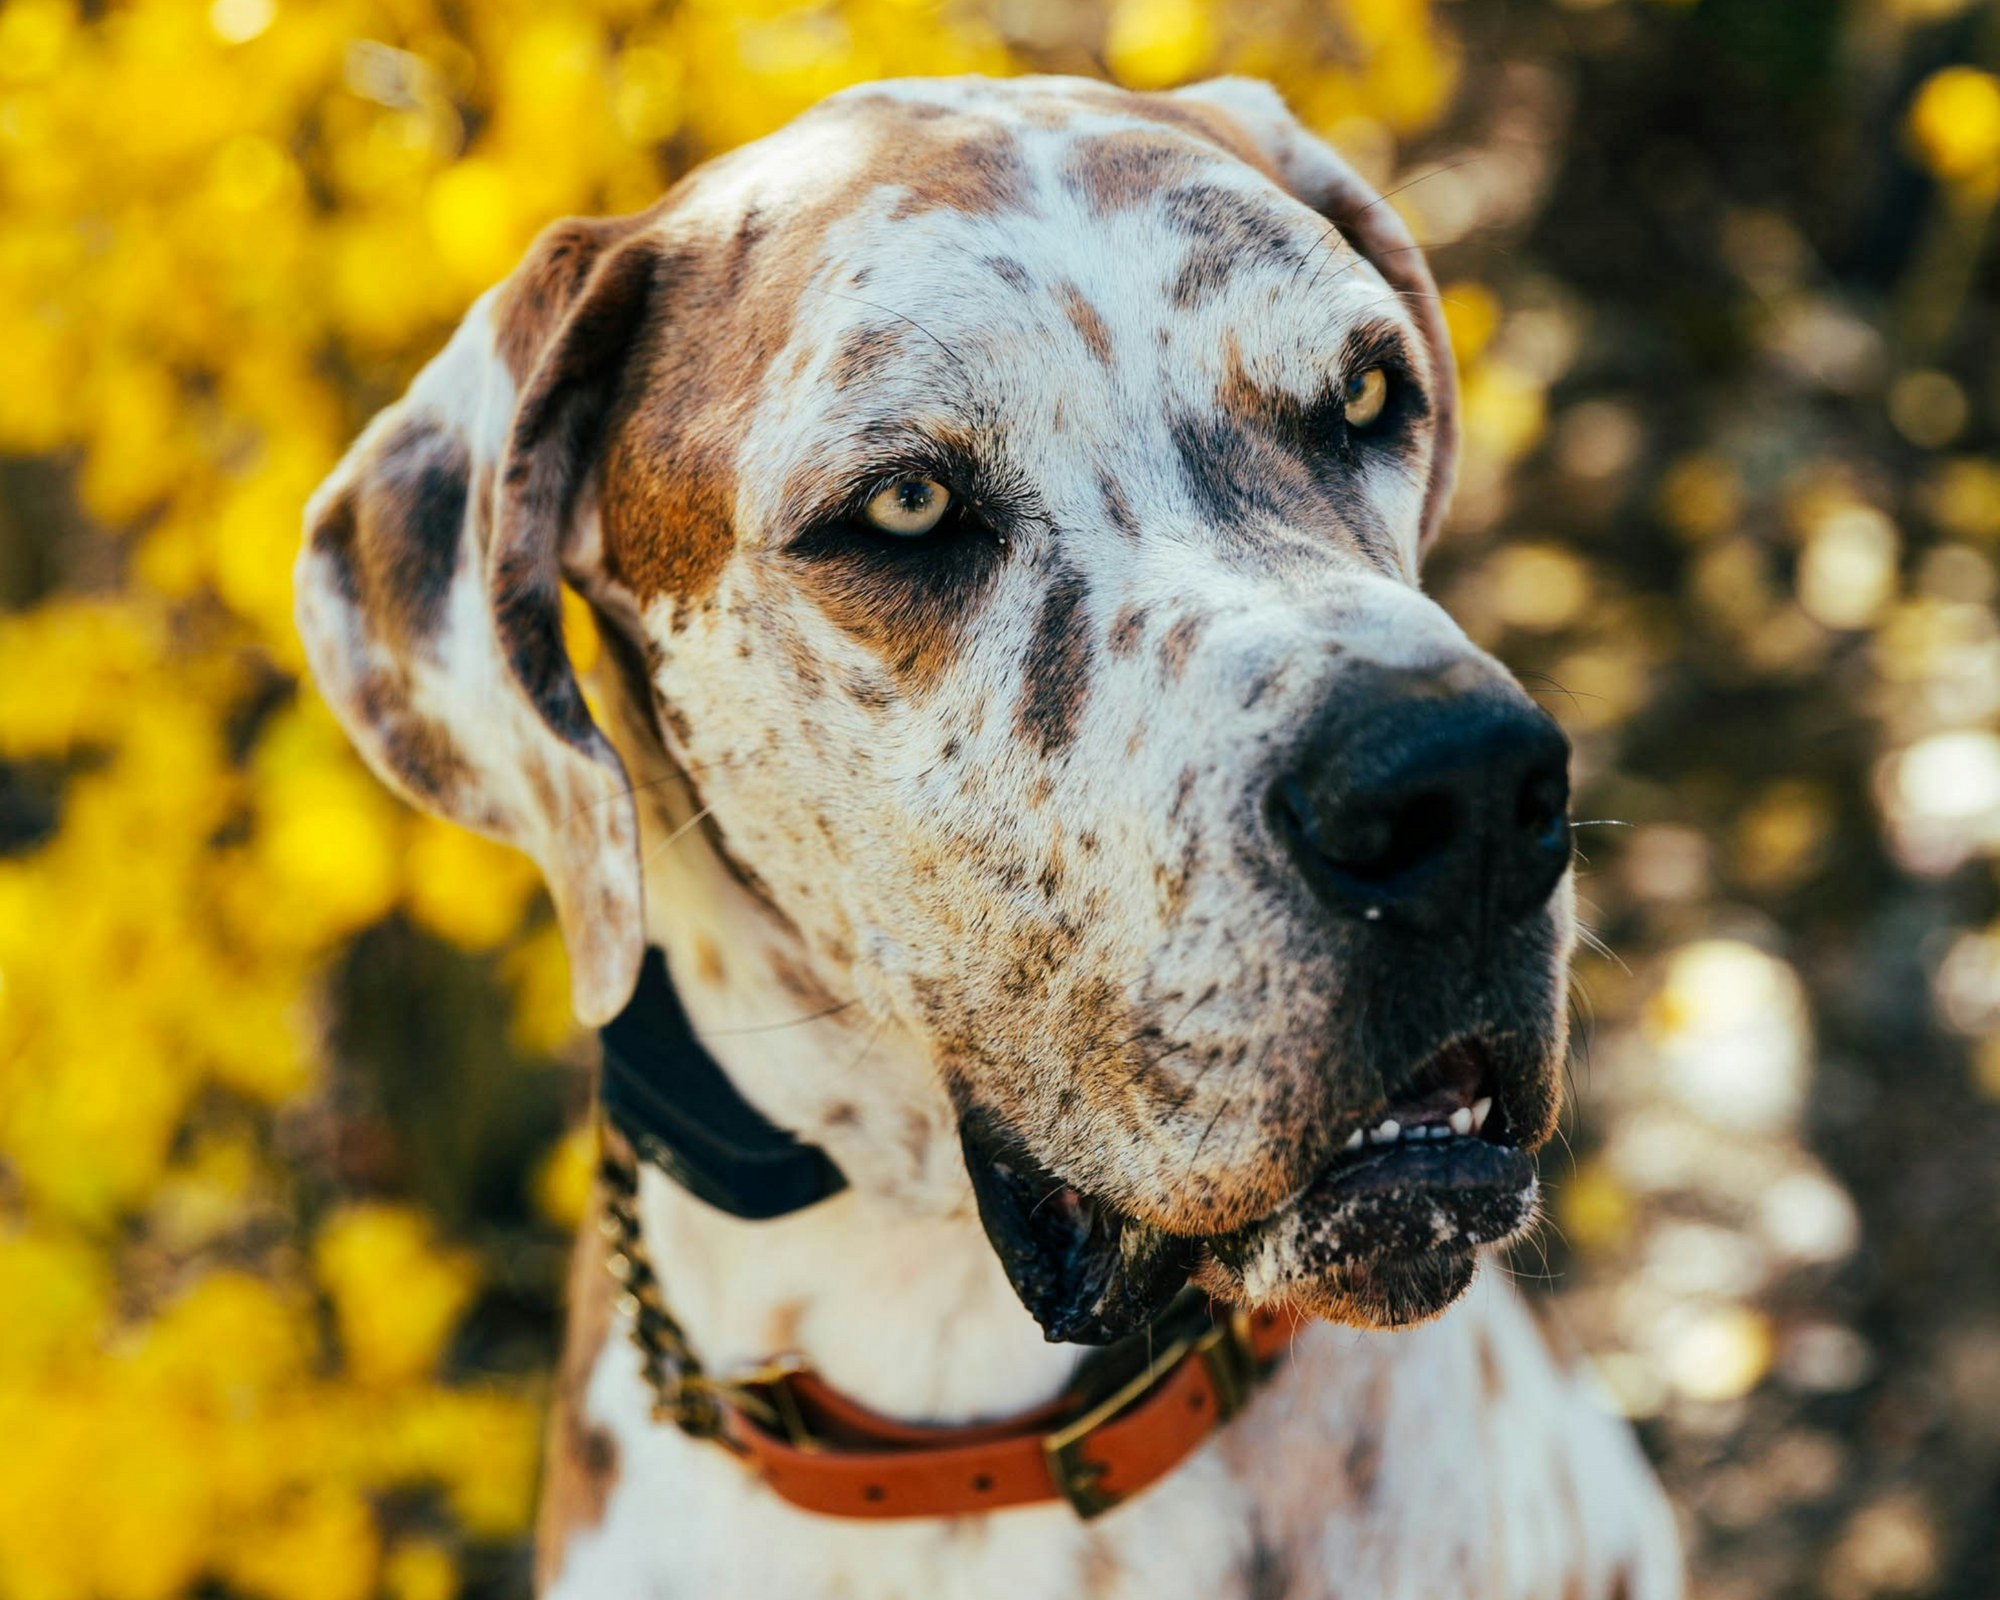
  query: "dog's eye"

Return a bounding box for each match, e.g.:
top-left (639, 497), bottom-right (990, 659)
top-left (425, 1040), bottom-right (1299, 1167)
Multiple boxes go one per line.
top-left (863, 477), bottom-right (953, 537)
top-left (1343, 367), bottom-right (1390, 430)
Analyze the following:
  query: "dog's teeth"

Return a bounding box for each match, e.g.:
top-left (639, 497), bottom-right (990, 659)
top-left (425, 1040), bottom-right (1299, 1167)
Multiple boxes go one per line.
top-left (1371, 1119), bottom-right (1401, 1144)
top-left (1449, 1107), bottom-right (1475, 1136)
top-left (1344, 1128), bottom-right (1365, 1150)
top-left (1470, 1097), bottom-right (1493, 1134)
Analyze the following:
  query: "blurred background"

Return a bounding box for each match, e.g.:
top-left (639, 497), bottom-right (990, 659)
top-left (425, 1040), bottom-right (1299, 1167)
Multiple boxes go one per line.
top-left (3, 0), bottom-right (1998, 1595)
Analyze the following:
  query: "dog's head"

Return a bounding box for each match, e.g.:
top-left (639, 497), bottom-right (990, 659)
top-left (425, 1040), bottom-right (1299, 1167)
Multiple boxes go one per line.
top-left (297, 76), bottom-right (1574, 1340)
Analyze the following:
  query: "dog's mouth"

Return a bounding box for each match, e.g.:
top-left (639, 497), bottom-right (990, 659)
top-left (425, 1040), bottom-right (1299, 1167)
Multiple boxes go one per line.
top-left (960, 1037), bottom-right (1540, 1344)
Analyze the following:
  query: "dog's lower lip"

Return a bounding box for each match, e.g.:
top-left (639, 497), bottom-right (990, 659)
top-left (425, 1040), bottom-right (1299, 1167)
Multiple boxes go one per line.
top-left (960, 1039), bottom-right (1539, 1340)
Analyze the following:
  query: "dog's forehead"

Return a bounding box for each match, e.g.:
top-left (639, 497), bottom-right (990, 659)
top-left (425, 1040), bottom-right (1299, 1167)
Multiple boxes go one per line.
top-left (599, 75), bottom-right (1427, 613)
top-left (744, 87), bottom-right (1411, 483)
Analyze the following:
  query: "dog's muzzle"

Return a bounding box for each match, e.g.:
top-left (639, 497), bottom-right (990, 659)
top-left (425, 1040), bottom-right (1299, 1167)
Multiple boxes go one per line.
top-left (963, 662), bottom-right (1572, 1344)
top-left (961, 1033), bottom-right (1541, 1343)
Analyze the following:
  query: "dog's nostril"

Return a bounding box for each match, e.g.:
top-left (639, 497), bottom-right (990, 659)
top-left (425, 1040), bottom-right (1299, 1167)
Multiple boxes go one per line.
top-left (1515, 767), bottom-right (1569, 848)
top-left (1276, 778), bottom-right (1460, 885)
top-left (1328, 791), bottom-right (1457, 884)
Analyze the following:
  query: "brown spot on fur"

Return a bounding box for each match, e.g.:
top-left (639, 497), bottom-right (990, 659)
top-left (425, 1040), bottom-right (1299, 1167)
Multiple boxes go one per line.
top-left (1342, 1375), bottom-right (1388, 1501)
top-left (1165, 184), bottom-right (1303, 308)
top-left (1108, 604), bottom-right (1147, 656)
top-left (983, 254), bottom-right (1032, 292)
top-left (1015, 568), bottom-right (1092, 756)
top-left (764, 1298), bottom-right (807, 1352)
top-left (829, 320), bottom-right (905, 391)
top-left (313, 417), bottom-right (471, 651)
top-left (355, 670), bottom-right (474, 805)
top-left (598, 182), bottom-right (842, 619)
top-left (1038, 838), bottom-right (1065, 898)
top-left (1099, 472), bottom-right (1139, 540)
top-left (1156, 836), bottom-right (1199, 917)
top-left (601, 343), bottom-right (744, 621)
top-left (1244, 1530), bottom-right (1291, 1600)
top-left (494, 210), bottom-right (658, 386)
top-left (1159, 612), bottom-right (1208, 680)
top-left (884, 126), bottom-right (1032, 220)
top-left (770, 951), bottom-right (841, 1014)
top-left (1057, 281), bottom-right (1114, 366)
top-left (1077, 1541), bottom-right (1124, 1596)
top-left (1478, 1323), bottom-right (1506, 1399)
top-left (693, 935), bottom-right (726, 986)
top-left (533, 1156), bottom-right (621, 1591)
top-left (792, 530), bottom-right (1006, 690)
top-left (847, 675), bottom-right (895, 712)
top-left (1065, 85), bottom-right (1281, 179)
top-left (1061, 130), bottom-right (1206, 212)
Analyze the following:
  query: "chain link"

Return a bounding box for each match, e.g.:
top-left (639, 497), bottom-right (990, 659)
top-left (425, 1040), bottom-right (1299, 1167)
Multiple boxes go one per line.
top-left (596, 1135), bottom-right (734, 1440)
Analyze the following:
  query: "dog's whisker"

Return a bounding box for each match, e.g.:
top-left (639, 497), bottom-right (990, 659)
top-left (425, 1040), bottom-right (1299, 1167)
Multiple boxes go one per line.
top-left (801, 284), bottom-right (974, 386)
top-left (639, 803), bottom-right (715, 872)
top-left (559, 769), bottom-right (688, 826)
top-left (696, 997), bottom-right (858, 1038)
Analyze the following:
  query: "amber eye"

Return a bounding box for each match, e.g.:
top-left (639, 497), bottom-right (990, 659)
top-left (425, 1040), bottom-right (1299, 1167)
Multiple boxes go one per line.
top-left (863, 477), bottom-right (953, 537)
top-left (1343, 366), bottom-right (1389, 430)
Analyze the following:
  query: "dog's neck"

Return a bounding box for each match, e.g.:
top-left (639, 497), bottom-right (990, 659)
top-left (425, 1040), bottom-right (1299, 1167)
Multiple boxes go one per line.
top-left (603, 688), bottom-right (1083, 1424)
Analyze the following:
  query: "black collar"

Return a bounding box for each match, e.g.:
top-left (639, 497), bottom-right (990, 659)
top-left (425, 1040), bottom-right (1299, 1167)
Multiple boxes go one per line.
top-left (598, 948), bottom-right (848, 1220)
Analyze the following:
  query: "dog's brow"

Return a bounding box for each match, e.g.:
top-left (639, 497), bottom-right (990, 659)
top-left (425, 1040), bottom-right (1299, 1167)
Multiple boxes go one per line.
top-left (1333, 319), bottom-right (1425, 400)
top-left (775, 420), bottom-right (989, 534)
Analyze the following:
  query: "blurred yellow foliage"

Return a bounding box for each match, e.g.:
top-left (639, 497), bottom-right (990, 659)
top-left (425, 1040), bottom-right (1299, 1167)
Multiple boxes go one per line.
top-left (0, 2), bottom-right (1475, 1593)
top-left (316, 1203), bottom-right (478, 1387)
top-left (1907, 66), bottom-right (2000, 192)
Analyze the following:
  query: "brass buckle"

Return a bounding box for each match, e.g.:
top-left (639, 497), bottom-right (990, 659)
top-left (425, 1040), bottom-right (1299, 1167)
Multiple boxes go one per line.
top-left (708, 1355), bottom-right (814, 1448)
top-left (1038, 1323), bottom-right (1197, 1519)
top-left (1041, 1311), bottom-right (1262, 1519)
top-left (1193, 1308), bottom-right (1259, 1421)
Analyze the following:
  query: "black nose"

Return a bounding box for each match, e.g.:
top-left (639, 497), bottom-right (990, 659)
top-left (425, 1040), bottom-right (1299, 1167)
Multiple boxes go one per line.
top-left (1269, 663), bottom-right (1572, 936)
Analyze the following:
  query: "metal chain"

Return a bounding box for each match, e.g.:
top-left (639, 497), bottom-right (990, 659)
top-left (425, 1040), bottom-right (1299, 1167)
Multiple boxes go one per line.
top-left (596, 1134), bottom-right (731, 1440)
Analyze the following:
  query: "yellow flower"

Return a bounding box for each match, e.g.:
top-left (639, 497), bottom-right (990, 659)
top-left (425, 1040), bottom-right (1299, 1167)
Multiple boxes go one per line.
top-left (403, 815), bottom-right (543, 953)
top-left (427, 158), bottom-right (531, 294)
top-left (505, 920), bottom-right (581, 1056)
top-left (1907, 66), bottom-right (2000, 190)
top-left (1105, 0), bottom-right (1214, 90)
top-left (220, 1484), bottom-right (381, 1600)
top-left (533, 1120), bottom-right (599, 1231)
top-left (383, 1538), bottom-right (460, 1600)
top-left (133, 1270), bottom-right (310, 1408)
top-left (0, 1227), bottom-right (111, 1376)
top-left (1440, 279), bottom-right (1500, 365)
top-left (315, 1204), bottom-right (478, 1387)
top-left (1459, 359), bottom-right (1547, 468)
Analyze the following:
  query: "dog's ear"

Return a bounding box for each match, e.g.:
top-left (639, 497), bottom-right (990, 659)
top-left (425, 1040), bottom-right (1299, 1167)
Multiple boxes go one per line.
top-left (1171, 78), bottom-right (1461, 553)
top-left (296, 213), bottom-right (662, 1025)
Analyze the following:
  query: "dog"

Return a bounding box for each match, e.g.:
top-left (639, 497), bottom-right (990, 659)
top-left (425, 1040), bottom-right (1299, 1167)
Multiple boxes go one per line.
top-left (296, 73), bottom-right (1682, 1599)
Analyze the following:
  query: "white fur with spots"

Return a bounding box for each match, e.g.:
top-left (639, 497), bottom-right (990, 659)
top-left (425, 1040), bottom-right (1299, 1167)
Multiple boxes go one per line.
top-left (296, 72), bottom-right (1683, 1600)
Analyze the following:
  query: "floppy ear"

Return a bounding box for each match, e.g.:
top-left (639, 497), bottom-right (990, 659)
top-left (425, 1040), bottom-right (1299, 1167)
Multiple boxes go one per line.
top-left (1171, 78), bottom-right (1461, 553)
top-left (295, 214), bottom-right (661, 1025)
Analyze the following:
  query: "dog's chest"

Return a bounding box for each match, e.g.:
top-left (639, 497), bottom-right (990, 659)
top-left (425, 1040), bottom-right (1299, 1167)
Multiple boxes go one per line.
top-left (541, 1276), bottom-right (1678, 1600)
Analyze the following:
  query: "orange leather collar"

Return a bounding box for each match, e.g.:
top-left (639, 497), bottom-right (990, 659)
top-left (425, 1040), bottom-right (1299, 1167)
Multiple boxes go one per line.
top-left (598, 1127), bottom-right (1302, 1522)
top-left (716, 1303), bottom-right (1301, 1520)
